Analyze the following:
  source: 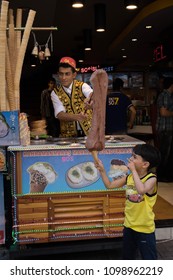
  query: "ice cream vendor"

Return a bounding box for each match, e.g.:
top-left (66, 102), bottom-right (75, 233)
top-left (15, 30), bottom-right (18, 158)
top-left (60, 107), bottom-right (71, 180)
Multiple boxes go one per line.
top-left (51, 57), bottom-right (93, 138)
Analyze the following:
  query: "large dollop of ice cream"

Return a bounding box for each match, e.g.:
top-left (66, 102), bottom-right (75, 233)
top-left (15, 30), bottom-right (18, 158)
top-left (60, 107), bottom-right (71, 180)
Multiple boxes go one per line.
top-left (108, 159), bottom-right (128, 179)
top-left (27, 162), bottom-right (57, 183)
top-left (108, 168), bottom-right (126, 178)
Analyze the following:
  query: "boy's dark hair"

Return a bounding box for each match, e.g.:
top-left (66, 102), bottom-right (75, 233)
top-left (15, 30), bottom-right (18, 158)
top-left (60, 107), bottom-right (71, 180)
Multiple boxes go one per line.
top-left (58, 62), bottom-right (76, 73)
top-left (133, 144), bottom-right (161, 169)
top-left (163, 77), bottom-right (173, 89)
top-left (113, 78), bottom-right (124, 90)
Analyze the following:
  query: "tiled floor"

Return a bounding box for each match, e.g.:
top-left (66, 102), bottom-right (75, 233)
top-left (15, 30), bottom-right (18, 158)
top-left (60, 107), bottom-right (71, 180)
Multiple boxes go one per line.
top-left (158, 182), bottom-right (173, 205)
top-left (155, 181), bottom-right (173, 255)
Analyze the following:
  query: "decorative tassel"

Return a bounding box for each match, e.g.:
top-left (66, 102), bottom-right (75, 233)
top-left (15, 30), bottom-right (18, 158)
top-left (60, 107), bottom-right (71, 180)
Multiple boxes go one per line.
top-left (31, 31), bottom-right (53, 61)
top-left (44, 45), bottom-right (51, 59)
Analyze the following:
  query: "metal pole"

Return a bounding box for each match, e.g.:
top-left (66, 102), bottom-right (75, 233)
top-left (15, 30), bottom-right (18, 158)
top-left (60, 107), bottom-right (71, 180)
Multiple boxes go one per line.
top-left (7, 27), bottom-right (58, 31)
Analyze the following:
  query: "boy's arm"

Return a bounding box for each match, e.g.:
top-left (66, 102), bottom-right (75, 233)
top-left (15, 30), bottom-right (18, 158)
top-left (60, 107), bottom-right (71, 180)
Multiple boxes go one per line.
top-left (95, 160), bottom-right (126, 189)
top-left (128, 161), bottom-right (156, 195)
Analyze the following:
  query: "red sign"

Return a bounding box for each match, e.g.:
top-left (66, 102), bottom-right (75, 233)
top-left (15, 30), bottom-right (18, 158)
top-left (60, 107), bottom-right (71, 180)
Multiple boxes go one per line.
top-left (153, 44), bottom-right (167, 62)
top-left (79, 65), bottom-right (114, 73)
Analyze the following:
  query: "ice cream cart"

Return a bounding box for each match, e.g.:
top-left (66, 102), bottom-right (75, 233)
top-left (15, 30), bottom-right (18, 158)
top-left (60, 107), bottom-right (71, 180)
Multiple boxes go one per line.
top-left (8, 135), bottom-right (143, 246)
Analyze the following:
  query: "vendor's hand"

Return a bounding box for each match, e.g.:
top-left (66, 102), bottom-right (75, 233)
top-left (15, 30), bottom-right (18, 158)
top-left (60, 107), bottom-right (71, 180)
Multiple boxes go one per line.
top-left (84, 93), bottom-right (93, 111)
top-left (77, 112), bottom-right (88, 122)
top-left (84, 99), bottom-right (93, 110)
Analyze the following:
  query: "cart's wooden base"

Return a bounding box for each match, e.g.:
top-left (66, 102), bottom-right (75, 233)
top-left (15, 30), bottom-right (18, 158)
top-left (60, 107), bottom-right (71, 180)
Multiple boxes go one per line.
top-left (8, 195), bottom-right (173, 259)
top-left (14, 191), bottom-right (125, 245)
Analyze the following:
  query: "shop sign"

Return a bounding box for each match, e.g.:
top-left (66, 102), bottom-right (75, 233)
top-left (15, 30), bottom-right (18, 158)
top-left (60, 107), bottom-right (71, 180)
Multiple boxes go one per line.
top-left (79, 65), bottom-right (114, 73)
top-left (153, 44), bottom-right (167, 63)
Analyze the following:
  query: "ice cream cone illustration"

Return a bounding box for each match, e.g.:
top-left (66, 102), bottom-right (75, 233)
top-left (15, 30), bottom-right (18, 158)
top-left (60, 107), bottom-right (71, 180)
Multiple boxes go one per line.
top-left (27, 162), bottom-right (57, 193)
top-left (0, 113), bottom-right (9, 138)
top-left (108, 159), bottom-right (128, 180)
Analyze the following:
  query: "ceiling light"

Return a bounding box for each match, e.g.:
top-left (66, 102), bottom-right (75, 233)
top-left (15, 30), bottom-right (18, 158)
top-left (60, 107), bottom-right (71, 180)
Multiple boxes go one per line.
top-left (145, 25), bottom-right (152, 29)
top-left (132, 38), bottom-right (137, 41)
top-left (124, 0), bottom-right (138, 10)
top-left (72, 0), bottom-right (84, 8)
top-left (83, 29), bottom-right (92, 51)
top-left (94, 3), bottom-right (106, 32)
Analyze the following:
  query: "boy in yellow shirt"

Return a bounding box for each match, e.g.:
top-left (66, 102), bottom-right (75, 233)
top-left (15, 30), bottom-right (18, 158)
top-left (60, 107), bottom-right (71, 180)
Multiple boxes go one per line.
top-left (95, 144), bottom-right (161, 260)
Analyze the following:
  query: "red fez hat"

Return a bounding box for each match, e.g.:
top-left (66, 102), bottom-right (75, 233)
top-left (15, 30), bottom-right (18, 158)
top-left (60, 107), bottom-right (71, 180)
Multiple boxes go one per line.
top-left (60, 57), bottom-right (76, 69)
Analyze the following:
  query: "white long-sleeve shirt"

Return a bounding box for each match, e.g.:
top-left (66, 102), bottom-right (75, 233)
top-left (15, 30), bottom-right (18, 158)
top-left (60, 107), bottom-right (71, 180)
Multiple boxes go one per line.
top-left (51, 81), bottom-right (93, 117)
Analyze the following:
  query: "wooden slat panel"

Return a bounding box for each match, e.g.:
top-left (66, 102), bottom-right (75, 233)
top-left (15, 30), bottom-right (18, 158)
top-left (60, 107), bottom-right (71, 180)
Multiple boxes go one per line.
top-left (17, 197), bottom-right (48, 203)
top-left (54, 217), bottom-right (105, 223)
top-left (54, 204), bottom-right (103, 212)
top-left (17, 202), bottom-right (47, 209)
top-left (18, 224), bottom-right (48, 231)
top-left (54, 211), bottom-right (103, 218)
top-left (18, 212), bottom-right (48, 220)
top-left (109, 207), bottom-right (125, 213)
top-left (51, 197), bottom-right (106, 204)
top-left (109, 197), bottom-right (126, 203)
top-left (53, 228), bottom-right (104, 236)
top-left (14, 191), bottom-right (126, 244)
top-left (18, 232), bottom-right (49, 240)
top-left (18, 207), bottom-right (47, 215)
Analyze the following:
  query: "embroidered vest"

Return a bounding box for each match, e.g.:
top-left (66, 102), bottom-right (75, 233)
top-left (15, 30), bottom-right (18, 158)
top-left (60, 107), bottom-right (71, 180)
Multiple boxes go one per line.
top-left (54, 80), bottom-right (92, 137)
